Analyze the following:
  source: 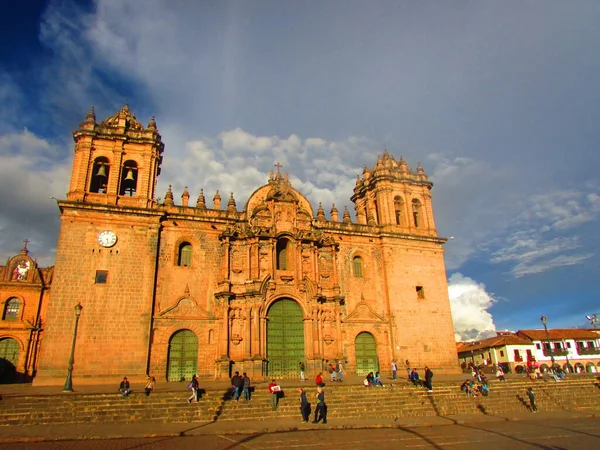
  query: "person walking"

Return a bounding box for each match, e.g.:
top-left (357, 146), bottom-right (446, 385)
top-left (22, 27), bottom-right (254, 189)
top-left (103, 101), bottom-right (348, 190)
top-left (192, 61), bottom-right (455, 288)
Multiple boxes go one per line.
top-left (242, 372), bottom-right (251, 401)
top-left (187, 374), bottom-right (199, 403)
top-left (527, 387), bottom-right (538, 413)
top-left (405, 360), bottom-right (411, 380)
top-left (268, 379), bottom-right (279, 411)
top-left (299, 387), bottom-right (311, 423)
top-left (336, 361), bottom-right (344, 382)
top-left (424, 366), bottom-right (434, 393)
top-left (299, 361), bottom-right (305, 382)
top-left (144, 376), bottom-right (156, 396)
top-left (313, 387), bottom-right (327, 424)
top-left (231, 371), bottom-right (243, 401)
top-left (391, 360), bottom-right (397, 381)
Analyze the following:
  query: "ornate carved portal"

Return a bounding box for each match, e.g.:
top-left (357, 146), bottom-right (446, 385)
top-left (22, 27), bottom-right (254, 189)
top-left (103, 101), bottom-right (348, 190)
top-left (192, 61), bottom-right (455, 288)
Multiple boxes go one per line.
top-left (213, 169), bottom-right (346, 376)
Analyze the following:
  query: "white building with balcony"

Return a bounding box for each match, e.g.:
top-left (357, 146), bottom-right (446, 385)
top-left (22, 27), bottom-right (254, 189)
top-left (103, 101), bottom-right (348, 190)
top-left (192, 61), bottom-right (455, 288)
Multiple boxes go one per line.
top-left (457, 329), bottom-right (600, 374)
top-left (516, 328), bottom-right (600, 374)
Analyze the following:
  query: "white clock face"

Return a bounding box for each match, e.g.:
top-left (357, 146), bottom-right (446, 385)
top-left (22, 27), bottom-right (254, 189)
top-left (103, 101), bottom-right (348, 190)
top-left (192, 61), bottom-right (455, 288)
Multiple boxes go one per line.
top-left (97, 230), bottom-right (117, 248)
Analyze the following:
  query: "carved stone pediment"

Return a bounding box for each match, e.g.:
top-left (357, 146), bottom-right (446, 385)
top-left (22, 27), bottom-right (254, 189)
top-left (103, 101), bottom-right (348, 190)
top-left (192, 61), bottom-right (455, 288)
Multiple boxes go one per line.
top-left (344, 302), bottom-right (385, 323)
top-left (158, 298), bottom-right (210, 319)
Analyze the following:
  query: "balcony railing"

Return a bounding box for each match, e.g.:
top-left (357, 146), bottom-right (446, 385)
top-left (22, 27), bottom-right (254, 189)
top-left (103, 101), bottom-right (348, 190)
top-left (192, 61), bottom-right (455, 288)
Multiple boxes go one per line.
top-left (576, 347), bottom-right (600, 356)
top-left (542, 348), bottom-right (569, 357)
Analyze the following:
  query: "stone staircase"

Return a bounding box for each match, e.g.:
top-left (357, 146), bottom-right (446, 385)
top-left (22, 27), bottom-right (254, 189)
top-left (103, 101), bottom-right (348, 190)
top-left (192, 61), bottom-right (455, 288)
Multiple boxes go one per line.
top-left (1, 378), bottom-right (598, 426)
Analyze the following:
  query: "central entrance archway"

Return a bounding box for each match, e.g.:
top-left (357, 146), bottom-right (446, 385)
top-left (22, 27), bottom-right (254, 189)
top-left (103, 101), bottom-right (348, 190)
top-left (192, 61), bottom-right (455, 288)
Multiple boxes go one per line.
top-left (355, 332), bottom-right (378, 376)
top-left (267, 298), bottom-right (305, 377)
top-left (167, 329), bottom-right (198, 381)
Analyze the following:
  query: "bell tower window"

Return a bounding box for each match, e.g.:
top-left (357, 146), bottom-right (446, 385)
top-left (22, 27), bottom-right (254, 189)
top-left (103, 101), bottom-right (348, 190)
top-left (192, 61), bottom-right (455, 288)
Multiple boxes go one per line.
top-left (353, 256), bottom-right (364, 278)
top-left (90, 157), bottom-right (110, 193)
top-left (394, 196), bottom-right (404, 225)
top-left (178, 242), bottom-right (192, 267)
top-left (412, 199), bottom-right (422, 228)
top-left (276, 239), bottom-right (289, 270)
top-left (119, 160), bottom-right (138, 196)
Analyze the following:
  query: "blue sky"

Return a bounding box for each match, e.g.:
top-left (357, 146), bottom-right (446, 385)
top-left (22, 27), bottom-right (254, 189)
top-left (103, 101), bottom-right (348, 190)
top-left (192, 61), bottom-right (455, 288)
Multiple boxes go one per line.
top-left (1, 0), bottom-right (599, 339)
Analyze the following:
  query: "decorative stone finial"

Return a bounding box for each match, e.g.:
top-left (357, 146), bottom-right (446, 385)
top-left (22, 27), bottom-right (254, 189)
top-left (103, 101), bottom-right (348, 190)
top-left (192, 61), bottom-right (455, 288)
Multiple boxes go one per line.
top-left (227, 192), bottom-right (237, 212)
top-left (213, 190), bottom-right (221, 209)
top-left (196, 189), bottom-right (206, 209)
top-left (147, 115), bottom-right (157, 130)
top-left (181, 186), bottom-right (190, 206)
top-left (330, 204), bottom-right (339, 222)
top-left (86, 106), bottom-right (96, 123)
top-left (343, 206), bottom-right (352, 224)
top-left (317, 202), bottom-right (326, 221)
top-left (163, 185), bottom-right (174, 206)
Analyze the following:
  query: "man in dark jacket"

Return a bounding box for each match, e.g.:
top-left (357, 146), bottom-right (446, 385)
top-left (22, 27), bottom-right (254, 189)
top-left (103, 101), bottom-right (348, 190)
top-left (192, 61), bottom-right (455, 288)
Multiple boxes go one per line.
top-left (313, 387), bottom-right (327, 424)
top-left (424, 366), bottom-right (434, 392)
top-left (231, 371), bottom-right (243, 400)
top-left (298, 387), bottom-right (311, 423)
top-left (119, 377), bottom-right (131, 397)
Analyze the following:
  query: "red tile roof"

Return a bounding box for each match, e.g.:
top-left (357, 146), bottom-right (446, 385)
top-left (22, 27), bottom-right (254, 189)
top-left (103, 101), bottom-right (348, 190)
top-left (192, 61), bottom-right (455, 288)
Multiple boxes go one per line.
top-left (517, 329), bottom-right (600, 341)
top-left (456, 334), bottom-right (532, 354)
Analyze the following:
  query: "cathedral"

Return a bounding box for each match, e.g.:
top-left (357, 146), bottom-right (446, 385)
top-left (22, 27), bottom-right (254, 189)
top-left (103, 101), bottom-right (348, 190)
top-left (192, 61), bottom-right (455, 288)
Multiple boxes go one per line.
top-left (1, 106), bottom-right (459, 385)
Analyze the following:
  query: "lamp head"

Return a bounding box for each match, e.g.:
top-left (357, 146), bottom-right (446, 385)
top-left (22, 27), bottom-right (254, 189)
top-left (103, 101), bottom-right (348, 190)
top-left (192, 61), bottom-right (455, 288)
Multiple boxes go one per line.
top-left (540, 315), bottom-right (547, 325)
top-left (74, 303), bottom-right (83, 317)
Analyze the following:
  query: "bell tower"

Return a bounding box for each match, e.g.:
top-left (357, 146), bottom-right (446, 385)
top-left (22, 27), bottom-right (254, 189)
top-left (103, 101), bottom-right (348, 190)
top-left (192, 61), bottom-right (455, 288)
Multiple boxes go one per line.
top-left (67, 105), bottom-right (164, 208)
top-left (350, 150), bottom-right (437, 237)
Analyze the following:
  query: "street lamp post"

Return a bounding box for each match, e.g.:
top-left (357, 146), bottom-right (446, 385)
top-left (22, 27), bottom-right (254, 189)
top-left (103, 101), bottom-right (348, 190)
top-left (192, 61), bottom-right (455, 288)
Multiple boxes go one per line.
top-left (540, 315), bottom-right (556, 371)
top-left (63, 303), bottom-right (83, 392)
top-left (562, 339), bottom-right (571, 373)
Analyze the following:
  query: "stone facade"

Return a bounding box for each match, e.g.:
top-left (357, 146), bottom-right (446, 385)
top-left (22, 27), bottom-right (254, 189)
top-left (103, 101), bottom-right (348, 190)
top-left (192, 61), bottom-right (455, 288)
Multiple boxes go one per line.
top-left (0, 243), bottom-right (51, 382)
top-left (31, 105), bottom-right (459, 385)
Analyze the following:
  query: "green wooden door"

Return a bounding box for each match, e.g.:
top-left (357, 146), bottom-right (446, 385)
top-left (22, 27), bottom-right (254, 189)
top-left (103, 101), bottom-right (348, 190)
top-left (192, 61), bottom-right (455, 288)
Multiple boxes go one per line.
top-left (0, 338), bottom-right (19, 366)
top-left (167, 330), bottom-right (198, 381)
top-left (355, 332), bottom-right (378, 376)
top-left (267, 299), bottom-right (305, 378)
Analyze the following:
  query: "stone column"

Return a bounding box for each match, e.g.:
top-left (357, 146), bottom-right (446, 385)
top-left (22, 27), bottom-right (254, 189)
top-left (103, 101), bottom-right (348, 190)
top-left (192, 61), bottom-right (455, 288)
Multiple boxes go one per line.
top-left (244, 305), bottom-right (252, 358)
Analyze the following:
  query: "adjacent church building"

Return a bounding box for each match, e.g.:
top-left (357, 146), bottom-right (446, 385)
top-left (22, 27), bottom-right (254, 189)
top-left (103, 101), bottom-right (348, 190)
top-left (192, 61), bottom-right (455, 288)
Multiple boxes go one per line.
top-left (1, 106), bottom-right (459, 385)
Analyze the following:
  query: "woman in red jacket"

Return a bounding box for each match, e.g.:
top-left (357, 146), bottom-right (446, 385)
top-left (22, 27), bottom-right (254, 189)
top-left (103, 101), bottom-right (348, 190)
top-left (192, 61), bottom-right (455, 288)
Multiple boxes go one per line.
top-left (315, 372), bottom-right (325, 387)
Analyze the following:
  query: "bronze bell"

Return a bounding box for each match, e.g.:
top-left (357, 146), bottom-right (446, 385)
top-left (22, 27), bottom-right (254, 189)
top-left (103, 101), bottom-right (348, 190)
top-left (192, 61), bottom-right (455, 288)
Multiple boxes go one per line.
top-left (95, 164), bottom-right (107, 178)
top-left (124, 169), bottom-right (135, 182)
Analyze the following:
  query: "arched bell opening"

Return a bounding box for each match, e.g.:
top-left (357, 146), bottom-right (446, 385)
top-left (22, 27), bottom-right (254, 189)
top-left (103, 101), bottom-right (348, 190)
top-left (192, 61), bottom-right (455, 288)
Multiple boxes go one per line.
top-left (90, 157), bottom-right (110, 193)
top-left (119, 160), bottom-right (138, 196)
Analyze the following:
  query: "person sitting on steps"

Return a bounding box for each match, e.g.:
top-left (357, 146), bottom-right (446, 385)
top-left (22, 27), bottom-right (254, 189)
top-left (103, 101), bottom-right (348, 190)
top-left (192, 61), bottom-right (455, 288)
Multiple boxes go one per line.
top-left (119, 377), bottom-right (131, 397)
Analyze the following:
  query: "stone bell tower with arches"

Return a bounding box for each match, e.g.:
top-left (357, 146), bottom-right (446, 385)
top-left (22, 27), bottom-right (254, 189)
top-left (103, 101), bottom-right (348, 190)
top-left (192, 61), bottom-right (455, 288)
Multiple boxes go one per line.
top-left (67, 105), bottom-right (163, 208)
top-left (34, 106), bottom-right (165, 385)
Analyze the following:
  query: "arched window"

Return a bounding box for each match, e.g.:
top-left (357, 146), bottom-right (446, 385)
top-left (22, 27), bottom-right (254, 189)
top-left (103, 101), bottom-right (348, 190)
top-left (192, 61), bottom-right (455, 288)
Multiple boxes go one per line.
top-left (276, 239), bottom-right (289, 270)
top-left (412, 199), bottom-right (422, 227)
top-left (90, 157), bottom-right (110, 193)
top-left (178, 242), bottom-right (192, 267)
top-left (394, 196), bottom-right (404, 225)
top-left (119, 160), bottom-right (138, 196)
top-left (3, 298), bottom-right (20, 321)
top-left (353, 256), bottom-right (364, 278)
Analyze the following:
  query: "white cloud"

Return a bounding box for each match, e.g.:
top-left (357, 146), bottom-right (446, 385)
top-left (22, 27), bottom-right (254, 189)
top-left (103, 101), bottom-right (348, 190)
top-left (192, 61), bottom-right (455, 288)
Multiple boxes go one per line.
top-left (0, 129), bottom-right (71, 266)
top-left (448, 273), bottom-right (497, 342)
top-left (487, 188), bottom-right (600, 277)
top-left (157, 127), bottom-right (373, 215)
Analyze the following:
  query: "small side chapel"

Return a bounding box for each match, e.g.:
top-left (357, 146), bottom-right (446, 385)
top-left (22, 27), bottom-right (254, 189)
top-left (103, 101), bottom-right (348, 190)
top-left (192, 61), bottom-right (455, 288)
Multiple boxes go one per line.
top-left (0, 242), bottom-right (51, 382)
top-left (28, 105), bottom-right (458, 385)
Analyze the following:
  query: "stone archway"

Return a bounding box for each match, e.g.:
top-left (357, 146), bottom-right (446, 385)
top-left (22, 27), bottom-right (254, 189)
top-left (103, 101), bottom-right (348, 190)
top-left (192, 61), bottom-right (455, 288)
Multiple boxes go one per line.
top-left (166, 330), bottom-right (198, 382)
top-left (355, 332), bottom-right (378, 376)
top-left (266, 298), bottom-right (305, 378)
